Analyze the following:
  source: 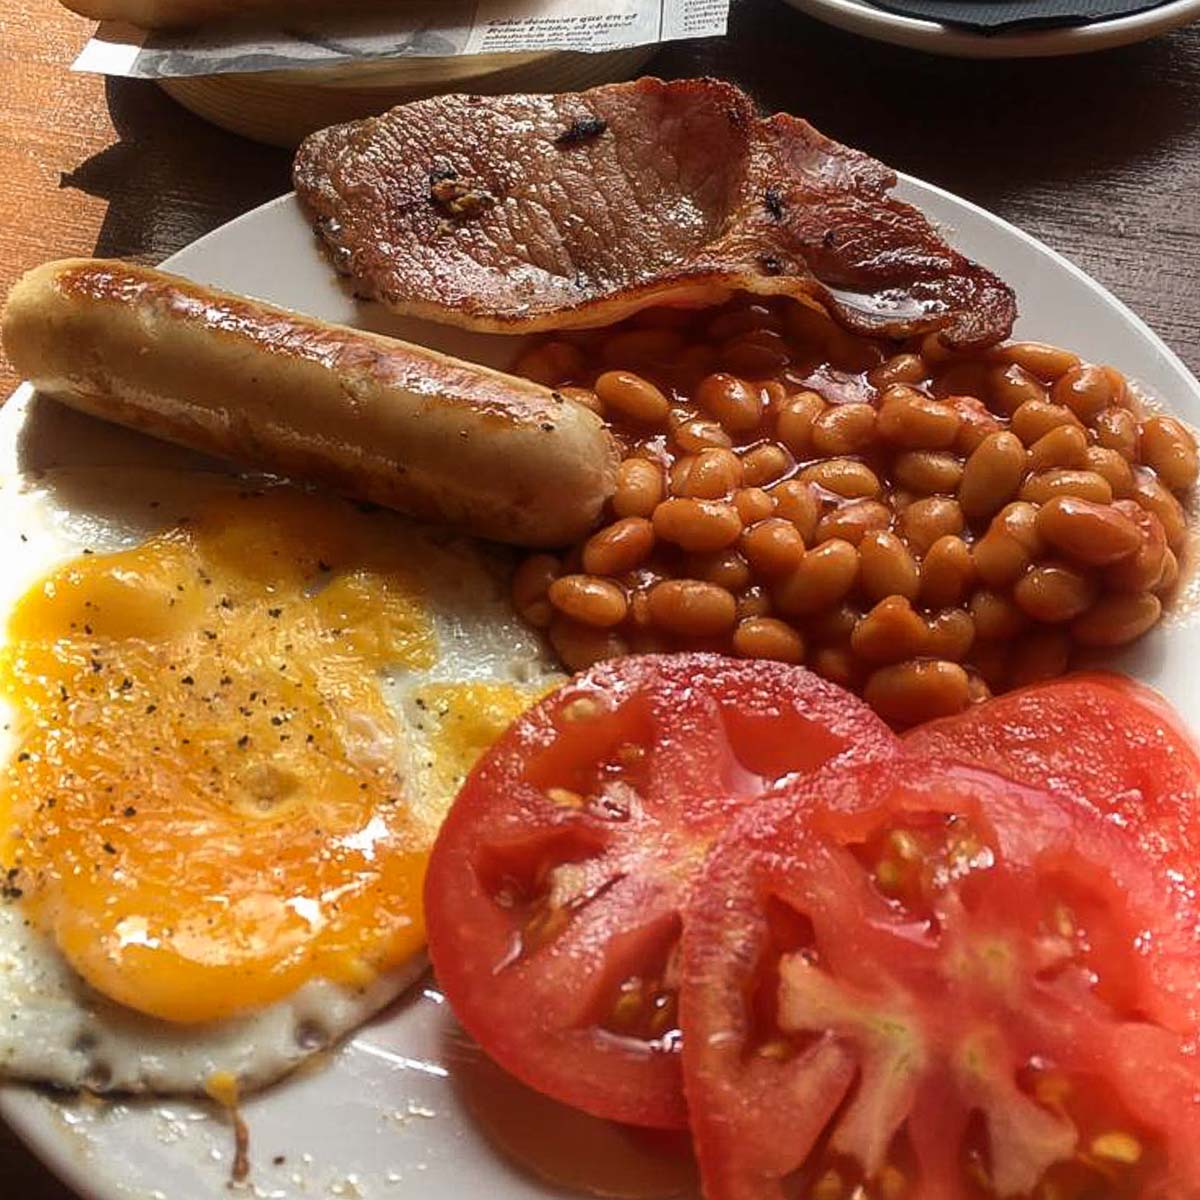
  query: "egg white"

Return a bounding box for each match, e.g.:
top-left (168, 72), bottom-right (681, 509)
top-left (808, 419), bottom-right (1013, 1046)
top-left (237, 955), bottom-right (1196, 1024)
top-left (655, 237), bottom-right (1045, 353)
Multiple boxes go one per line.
top-left (0, 465), bottom-right (562, 1096)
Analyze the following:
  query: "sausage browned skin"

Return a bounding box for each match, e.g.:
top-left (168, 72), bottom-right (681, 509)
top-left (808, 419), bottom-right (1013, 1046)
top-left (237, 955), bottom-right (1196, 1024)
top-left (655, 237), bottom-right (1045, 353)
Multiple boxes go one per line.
top-left (2, 259), bottom-right (618, 548)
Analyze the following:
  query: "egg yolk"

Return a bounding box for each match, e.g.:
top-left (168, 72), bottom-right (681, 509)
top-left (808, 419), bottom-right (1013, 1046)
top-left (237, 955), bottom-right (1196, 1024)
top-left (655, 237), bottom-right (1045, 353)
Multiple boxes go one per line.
top-left (0, 488), bottom-right (482, 1024)
top-left (411, 680), bottom-right (549, 807)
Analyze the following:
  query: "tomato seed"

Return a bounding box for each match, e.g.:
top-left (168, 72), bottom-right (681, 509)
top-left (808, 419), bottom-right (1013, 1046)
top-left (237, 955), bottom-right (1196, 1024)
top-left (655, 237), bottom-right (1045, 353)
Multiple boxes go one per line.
top-left (756, 1039), bottom-right (791, 1060)
top-left (546, 786), bottom-right (585, 807)
top-left (611, 987), bottom-right (644, 1028)
top-left (617, 742), bottom-right (646, 766)
top-left (876, 859), bottom-right (903, 891)
top-left (1052, 904), bottom-right (1076, 939)
top-left (560, 696), bottom-right (602, 723)
top-left (1090, 1133), bottom-right (1142, 1164)
top-left (1034, 1072), bottom-right (1072, 1109)
top-left (523, 903), bottom-right (569, 952)
top-left (876, 1166), bottom-right (906, 1200)
top-left (886, 829), bottom-right (920, 861)
top-left (648, 992), bottom-right (676, 1037)
top-left (947, 831), bottom-right (988, 870)
top-left (811, 1170), bottom-right (843, 1200)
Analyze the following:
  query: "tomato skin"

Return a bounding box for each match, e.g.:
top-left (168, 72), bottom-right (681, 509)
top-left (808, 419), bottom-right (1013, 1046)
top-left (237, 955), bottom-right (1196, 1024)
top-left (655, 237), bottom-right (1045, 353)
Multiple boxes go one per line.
top-left (680, 756), bottom-right (1200, 1200)
top-left (905, 671), bottom-right (1200, 1025)
top-left (424, 654), bottom-right (898, 1130)
top-left (904, 673), bottom-right (1200, 841)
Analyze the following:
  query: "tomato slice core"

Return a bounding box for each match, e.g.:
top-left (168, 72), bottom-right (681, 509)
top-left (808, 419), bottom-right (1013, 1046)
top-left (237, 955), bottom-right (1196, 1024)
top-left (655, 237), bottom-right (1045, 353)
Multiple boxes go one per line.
top-left (424, 654), bottom-right (898, 1129)
top-left (681, 758), bottom-right (1200, 1199)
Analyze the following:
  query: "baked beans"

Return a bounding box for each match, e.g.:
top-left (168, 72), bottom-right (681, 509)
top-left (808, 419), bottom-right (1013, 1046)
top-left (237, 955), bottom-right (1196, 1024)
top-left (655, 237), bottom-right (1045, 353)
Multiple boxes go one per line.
top-left (814, 499), bottom-right (891, 546)
top-left (920, 535), bottom-right (974, 608)
top-left (864, 660), bottom-right (971, 725)
top-left (594, 370), bottom-right (671, 424)
top-left (1027, 424), bottom-right (1088, 473)
top-left (859, 530), bottom-right (920, 602)
top-left (582, 517), bottom-right (655, 576)
top-left (1014, 564), bottom-right (1096, 624)
top-left (733, 486), bottom-right (776, 525)
top-left (988, 363), bottom-right (1047, 415)
top-left (1009, 630), bottom-right (1071, 687)
top-left (548, 574), bottom-right (629, 628)
top-left (1010, 400), bottom-right (1081, 446)
top-left (512, 293), bottom-right (1197, 725)
top-left (1035, 497), bottom-right (1142, 567)
top-left (799, 458), bottom-right (882, 499)
top-left (868, 353), bottom-right (926, 389)
top-left (653, 497), bottom-right (742, 553)
top-left (674, 417), bottom-right (733, 453)
top-left (1084, 446), bottom-right (1135, 498)
top-left (850, 596), bottom-right (929, 664)
top-left (647, 579), bottom-right (737, 637)
top-left (774, 539), bottom-right (860, 617)
top-left (991, 341), bottom-right (1081, 382)
top-left (677, 448), bottom-right (743, 499)
top-left (969, 588), bottom-right (1028, 640)
top-left (1053, 364), bottom-right (1113, 423)
top-left (733, 616), bottom-right (805, 663)
top-left (1107, 502), bottom-right (1169, 593)
top-left (1095, 407), bottom-right (1139, 459)
top-left (688, 548), bottom-right (753, 593)
top-left (877, 386), bottom-right (961, 450)
top-left (1132, 469), bottom-right (1189, 550)
top-left (958, 431), bottom-right (1026, 522)
top-left (811, 403), bottom-right (877, 456)
top-left (512, 553), bottom-right (560, 628)
top-left (925, 607), bottom-right (975, 662)
top-left (612, 457), bottom-right (664, 518)
top-left (1020, 469), bottom-right (1113, 506)
top-left (1141, 415), bottom-right (1200, 492)
top-left (893, 451), bottom-right (963, 495)
top-left (899, 496), bottom-right (965, 555)
top-left (741, 518), bottom-right (806, 577)
top-left (772, 480), bottom-right (820, 542)
top-left (696, 372), bottom-right (765, 433)
top-left (740, 443), bottom-right (793, 487)
top-left (776, 391), bottom-right (825, 456)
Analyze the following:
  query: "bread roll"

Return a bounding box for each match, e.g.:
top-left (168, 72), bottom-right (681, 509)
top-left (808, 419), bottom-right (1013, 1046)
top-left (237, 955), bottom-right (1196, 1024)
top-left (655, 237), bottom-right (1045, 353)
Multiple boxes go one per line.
top-left (3, 259), bottom-right (618, 548)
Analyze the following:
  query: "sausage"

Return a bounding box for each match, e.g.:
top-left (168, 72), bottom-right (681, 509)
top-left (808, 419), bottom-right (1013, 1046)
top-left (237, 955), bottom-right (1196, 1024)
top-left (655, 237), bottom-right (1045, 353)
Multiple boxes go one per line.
top-left (2, 259), bottom-right (619, 548)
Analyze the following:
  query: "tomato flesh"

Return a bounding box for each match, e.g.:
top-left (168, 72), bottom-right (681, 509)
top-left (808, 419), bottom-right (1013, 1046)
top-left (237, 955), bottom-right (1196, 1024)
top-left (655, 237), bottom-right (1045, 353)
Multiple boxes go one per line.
top-left (903, 672), bottom-right (1200, 836)
top-left (681, 757), bottom-right (1200, 1200)
top-left (424, 654), bottom-right (898, 1129)
top-left (905, 671), bottom-right (1200, 1026)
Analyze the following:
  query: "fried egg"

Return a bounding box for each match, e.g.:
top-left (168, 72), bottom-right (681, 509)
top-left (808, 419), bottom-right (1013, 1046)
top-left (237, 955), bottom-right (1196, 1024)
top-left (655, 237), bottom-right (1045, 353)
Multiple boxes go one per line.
top-left (0, 466), bottom-right (560, 1094)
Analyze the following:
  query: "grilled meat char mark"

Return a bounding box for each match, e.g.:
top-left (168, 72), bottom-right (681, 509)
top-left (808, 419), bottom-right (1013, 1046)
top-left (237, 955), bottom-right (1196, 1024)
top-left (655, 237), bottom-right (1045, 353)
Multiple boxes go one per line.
top-left (294, 77), bottom-right (1016, 350)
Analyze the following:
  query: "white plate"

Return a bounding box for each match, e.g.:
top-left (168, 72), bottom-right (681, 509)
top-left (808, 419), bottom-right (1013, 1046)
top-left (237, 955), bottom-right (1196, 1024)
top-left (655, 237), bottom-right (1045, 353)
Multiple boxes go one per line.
top-left (4, 179), bottom-right (1200, 1200)
top-left (784, 0), bottom-right (1200, 57)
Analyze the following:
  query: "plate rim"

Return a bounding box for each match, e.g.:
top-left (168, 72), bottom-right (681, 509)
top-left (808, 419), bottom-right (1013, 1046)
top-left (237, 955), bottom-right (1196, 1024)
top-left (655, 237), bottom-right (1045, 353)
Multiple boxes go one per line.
top-left (2, 172), bottom-right (1199, 1200)
top-left (782, 0), bottom-right (1200, 58)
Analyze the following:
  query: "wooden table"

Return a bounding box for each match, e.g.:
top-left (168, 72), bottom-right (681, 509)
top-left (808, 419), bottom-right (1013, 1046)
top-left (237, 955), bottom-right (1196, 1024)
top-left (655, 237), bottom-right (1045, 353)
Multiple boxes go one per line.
top-left (2, 0), bottom-right (1200, 1194)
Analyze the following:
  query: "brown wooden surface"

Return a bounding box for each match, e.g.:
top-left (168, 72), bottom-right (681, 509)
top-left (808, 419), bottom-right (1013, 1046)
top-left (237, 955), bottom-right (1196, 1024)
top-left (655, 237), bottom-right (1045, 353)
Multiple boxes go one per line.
top-left (2, 0), bottom-right (1200, 1194)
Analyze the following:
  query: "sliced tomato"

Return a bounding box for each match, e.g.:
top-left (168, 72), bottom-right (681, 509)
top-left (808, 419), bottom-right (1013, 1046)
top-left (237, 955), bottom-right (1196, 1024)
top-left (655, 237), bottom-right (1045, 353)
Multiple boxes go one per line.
top-left (905, 672), bottom-right (1200, 1025)
top-left (903, 673), bottom-right (1200, 847)
top-left (681, 757), bottom-right (1200, 1200)
top-left (424, 653), bottom-right (897, 1129)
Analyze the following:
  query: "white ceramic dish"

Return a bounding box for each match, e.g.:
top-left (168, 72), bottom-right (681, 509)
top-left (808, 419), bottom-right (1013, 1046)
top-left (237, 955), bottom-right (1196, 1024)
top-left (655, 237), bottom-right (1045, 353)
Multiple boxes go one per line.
top-left (3, 180), bottom-right (1200, 1200)
top-left (784, 0), bottom-right (1200, 57)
